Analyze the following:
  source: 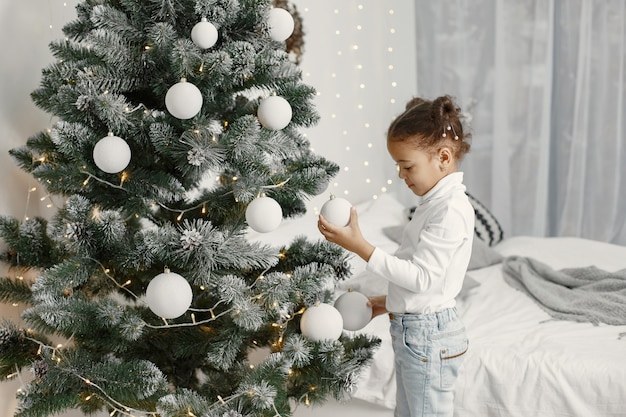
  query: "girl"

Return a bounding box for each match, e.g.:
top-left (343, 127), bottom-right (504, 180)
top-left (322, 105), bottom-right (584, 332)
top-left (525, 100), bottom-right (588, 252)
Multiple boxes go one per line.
top-left (318, 95), bottom-right (473, 417)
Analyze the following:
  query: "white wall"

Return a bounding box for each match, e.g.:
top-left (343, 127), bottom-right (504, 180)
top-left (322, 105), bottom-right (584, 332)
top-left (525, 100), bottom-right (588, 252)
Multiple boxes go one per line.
top-left (0, 1), bottom-right (416, 415)
top-left (293, 1), bottom-right (418, 210)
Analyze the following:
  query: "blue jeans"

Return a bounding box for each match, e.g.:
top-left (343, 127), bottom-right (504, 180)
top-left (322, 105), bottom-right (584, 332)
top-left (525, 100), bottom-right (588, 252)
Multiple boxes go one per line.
top-left (389, 308), bottom-right (468, 417)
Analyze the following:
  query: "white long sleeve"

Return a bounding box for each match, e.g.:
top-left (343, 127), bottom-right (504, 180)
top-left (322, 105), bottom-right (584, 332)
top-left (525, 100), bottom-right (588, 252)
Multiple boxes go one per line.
top-left (366, 172), bottom-right (474, 314)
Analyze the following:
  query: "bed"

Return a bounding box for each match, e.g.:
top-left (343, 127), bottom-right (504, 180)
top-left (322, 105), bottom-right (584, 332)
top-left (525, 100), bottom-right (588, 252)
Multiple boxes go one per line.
top-left (248, 193), bottom-right (626, 417)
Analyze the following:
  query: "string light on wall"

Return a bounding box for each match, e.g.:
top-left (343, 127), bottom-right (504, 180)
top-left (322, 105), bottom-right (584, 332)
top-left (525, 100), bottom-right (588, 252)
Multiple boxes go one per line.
top-left (295, 0), bottom-right (416, 209)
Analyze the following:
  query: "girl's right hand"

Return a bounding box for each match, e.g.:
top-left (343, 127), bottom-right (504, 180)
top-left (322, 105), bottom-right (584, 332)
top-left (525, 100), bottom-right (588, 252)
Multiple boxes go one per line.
top-left (367, 295), bottom-right (388, 318)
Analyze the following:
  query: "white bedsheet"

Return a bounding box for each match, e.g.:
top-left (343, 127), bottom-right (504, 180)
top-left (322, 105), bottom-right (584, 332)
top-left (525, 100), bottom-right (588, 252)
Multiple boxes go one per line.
top-left (249, 194), bottom-right (626, 417)
top-left (453, 237), bottom-right (626, 417)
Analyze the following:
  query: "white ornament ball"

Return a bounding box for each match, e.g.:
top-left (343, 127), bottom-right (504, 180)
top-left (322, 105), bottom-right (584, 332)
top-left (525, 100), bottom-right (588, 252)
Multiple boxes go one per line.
top-left (257, 95), bottom-right (292, 130)
top-left (320, 196), bottom-right (352, 227)
top-left (300, 303), bottom-right (343, 342)
top-left (245, 196), bottom-right (283, 233)
top-left (268, 7), bottom-right (295, 42)
top-left (146, 270), bottom-right (193, 319)
top-left (93, 134), bottom-right (131, 174)
top-left (191, 18), bottom-right (218, 49)
top-left (165, 80), bottom-right (203, 120)
top-left (334, 291), bottom-right (372, 331)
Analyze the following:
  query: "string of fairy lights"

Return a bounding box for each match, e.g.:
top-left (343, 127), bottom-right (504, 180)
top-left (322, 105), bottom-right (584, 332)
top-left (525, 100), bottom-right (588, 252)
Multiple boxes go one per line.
top-left (295, 0), bottom-right (418, 211)
top-left (3, 1), bottom-right (417, 416)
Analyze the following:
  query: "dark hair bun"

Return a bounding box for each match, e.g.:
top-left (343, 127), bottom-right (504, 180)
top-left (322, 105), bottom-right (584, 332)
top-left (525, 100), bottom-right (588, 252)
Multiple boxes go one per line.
top-left (431, 95), bottom-right (460, 127)
top-left (405, 97), bottom-right (427, 111)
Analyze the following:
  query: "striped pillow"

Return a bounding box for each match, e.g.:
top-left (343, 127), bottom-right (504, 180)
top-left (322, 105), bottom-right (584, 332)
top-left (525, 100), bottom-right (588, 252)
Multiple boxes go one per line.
top-left (466, 192), bottom-right (504, 246)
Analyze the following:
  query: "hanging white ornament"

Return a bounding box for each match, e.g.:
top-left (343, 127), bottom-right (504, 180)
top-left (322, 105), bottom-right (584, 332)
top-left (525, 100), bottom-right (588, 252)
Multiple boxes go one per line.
top-left (257, 95), bottom-right (292, 130)
top-left (93, 133), bottom-right (131, 174)
top-left (334, 290), bottom-right (372, 331)
top-left (191, 18), bottom-right (218, 49)
top-left (320, 195), bottom-right (352, 227)
top-left (145, 268), bottom-right (193, 319)
top-left (245, 195), bottom-right (283, 233)
top-left (165, 78), bottom-right (203, 119)
top-left (300, 303), bottom-right (343, 342)
top-left (268, 7), bottom-right (295, 42)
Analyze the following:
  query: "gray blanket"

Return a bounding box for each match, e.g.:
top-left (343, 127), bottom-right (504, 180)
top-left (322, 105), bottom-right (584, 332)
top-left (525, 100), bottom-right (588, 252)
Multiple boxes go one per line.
top-left (502, 256), bottom-right (626, 326)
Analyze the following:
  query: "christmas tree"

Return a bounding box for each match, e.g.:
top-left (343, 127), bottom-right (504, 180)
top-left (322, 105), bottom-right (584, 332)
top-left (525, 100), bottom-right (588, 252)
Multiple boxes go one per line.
top-left (0, 1), bottom-right (380, 416)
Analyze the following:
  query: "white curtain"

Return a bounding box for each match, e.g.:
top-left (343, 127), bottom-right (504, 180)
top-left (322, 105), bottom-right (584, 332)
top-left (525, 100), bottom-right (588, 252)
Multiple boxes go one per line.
top-left (413, 0), bottom-right (626, 244)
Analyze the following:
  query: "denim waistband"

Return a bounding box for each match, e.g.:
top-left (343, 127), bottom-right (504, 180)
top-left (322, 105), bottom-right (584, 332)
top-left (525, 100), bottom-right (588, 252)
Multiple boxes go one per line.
top-left (389, 307), bottom-right (459, 328)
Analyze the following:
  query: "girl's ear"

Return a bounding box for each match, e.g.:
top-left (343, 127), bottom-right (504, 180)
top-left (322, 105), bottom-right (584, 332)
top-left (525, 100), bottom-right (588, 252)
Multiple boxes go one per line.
top-left (439, 147), bottom-right (452, 170)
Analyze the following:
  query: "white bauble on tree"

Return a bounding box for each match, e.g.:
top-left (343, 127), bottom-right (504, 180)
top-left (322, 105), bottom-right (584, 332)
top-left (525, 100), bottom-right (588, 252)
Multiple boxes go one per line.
top-left (191, 18), bottom-right (218, 49)
top-left (165, 79), bottom-right (203, 119)
top-left (257, 95), bottom-right (292, 130)
top-left (300, 303), bottom-right (343, 342)
top-left (145, 269), bottom-right (193, 319)
top-left (93, 133), bottom-right (131, 174)
top-left (320, 195), bottom-right (352, 227)
top-left (268, 7), bottom-right (295, 42)
top-left (245, 195), bottom-right (283, 233)
top-left (334, 290), bottom-right (372, 331)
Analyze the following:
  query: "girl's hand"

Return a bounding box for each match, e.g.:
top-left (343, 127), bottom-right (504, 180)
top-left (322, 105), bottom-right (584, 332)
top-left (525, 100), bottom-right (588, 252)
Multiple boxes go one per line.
top-left (367, 295), bottom-right (388, 318)
top-left (318, 207), bottom-right (375, 262)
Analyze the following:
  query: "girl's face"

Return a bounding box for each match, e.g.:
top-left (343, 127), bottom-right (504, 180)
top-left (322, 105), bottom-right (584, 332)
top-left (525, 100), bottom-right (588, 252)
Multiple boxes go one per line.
top-left (387, 139), bottom-right (452, 196)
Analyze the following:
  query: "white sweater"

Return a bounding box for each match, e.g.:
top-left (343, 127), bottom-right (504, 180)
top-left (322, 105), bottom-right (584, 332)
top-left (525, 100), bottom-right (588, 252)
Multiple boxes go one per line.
top-left (366, 172), bottom-right (474, 314)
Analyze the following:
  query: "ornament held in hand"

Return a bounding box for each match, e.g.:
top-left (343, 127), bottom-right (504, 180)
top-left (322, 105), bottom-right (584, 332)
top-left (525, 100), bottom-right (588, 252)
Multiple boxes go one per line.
top-left (165, 79), bottom-right (203, 120)
top-left (257, 95), bottom-right (292, 130)
top-left (268, 8), bottom-right (295, 42)
top-left (191, 18), bottom-right (218, 49)
top-left (320, 195), bottom-right (352, 227)
top-left (146, 269), bottom-right (193, 319)
top-left (246, 195), bottom-right (283, 233)
top-left (93, 133), bottom-right (131, 174)
top-left (300, 303), bottom-right (343, 342)
top-left (334, 290), bottom-right (372, 331)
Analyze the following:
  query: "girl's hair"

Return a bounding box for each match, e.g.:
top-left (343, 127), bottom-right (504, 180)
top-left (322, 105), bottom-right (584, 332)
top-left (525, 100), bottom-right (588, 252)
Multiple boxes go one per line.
top-left (387, 95), bottom-right (471, 160)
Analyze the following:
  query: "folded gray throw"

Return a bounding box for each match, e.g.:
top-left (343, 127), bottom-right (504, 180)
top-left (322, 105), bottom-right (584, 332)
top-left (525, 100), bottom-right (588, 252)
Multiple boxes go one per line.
top-left (502, 256), bottom-right (626, 326)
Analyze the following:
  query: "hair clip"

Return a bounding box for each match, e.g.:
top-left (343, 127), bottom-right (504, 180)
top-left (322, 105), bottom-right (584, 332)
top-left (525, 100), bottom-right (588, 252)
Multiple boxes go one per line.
top-left (443, 124), bottom-right (460, 140)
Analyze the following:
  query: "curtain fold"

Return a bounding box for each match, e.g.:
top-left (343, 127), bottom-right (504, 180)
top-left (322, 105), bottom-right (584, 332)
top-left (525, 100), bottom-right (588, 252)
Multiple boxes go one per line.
top-left (414, 0), bottom-right (626, 244)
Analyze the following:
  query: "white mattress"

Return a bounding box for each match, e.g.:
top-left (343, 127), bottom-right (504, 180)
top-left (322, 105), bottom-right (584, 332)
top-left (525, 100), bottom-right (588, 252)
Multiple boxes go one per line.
top-left (250, 194), bottom-right (626, 417)
top-left (454, 236), bottom-right (626, 417)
